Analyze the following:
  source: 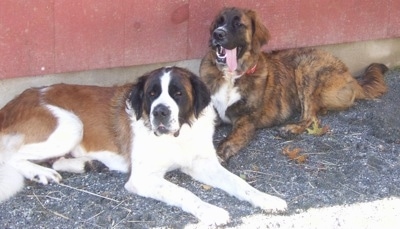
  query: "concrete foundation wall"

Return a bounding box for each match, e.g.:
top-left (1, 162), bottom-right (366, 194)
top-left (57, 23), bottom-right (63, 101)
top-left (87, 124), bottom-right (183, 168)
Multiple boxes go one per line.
top-left (1, 38), bottom-right (399, 108)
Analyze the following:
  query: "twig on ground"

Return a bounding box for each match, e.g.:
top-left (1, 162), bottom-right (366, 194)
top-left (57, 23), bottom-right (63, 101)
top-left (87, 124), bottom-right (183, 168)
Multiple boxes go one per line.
top-left (127, 220), bottom-right (155, 223)
top-left (58, 183), bottom-right (120, 203)
top-left (290, 191), bottom-right (314, 203)
top-left (111, 211), bottom-right (132, 229)
top-left (84, 210), bottom-right (106, 222)
top-left (340, 183), bottom-right (364, 196)
top-left (33, 192), bottom-right (70, 220)
top-left (26, 194), bottom-right (62, 201)
top-left (270, 186), bottom-right (285, 197)
top-left (315, 160), bottom-right (338, 166)
top-left (243, 169), bottom-right (283, 178)
top-left (276, 140), bottom-right (294, 145)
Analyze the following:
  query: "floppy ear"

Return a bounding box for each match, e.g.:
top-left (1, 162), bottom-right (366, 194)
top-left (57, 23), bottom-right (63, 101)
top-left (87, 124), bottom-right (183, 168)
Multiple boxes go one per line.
top-left (246, 9), bottom-right (270, 53)
top-left (189, 72), bottom-right (211, 118)
top-left (128, 75), bottom-right (148, 120)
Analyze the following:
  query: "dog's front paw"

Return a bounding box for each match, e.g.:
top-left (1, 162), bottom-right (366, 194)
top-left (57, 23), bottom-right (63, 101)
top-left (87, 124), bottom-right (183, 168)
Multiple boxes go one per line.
top-left (22, 165), bottom-right (62, 185)
top-left (195, 203), bottom-right (230, 226)
top-left (217, 143), bottom-right (237, 163)
top-left (277, 126), bottom-right (300, 139)
top-left (279, 119), bottom-right (316, 136)
top-left (256, 194), bottom-right (287, 213)
top-left (217, 155), bottom-right (228, 167)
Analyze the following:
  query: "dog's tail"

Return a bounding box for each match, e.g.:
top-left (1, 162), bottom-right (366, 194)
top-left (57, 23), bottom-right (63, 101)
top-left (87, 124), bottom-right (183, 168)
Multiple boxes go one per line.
top-left (0, 134), bottom-right (25, 203)
top-left (355, 63), bottom-right (388, 99)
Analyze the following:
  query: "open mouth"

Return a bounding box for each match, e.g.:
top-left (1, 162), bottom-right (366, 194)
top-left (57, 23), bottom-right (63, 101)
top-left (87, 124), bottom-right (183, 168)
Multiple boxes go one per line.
top-left (216, 45), bottom-right (227, 60)
top-left (215, 45), bottom-right (239, 72)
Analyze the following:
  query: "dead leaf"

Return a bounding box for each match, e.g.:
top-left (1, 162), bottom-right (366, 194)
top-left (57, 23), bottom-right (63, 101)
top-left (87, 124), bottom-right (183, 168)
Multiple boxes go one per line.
top-left (239, 173), bottom-right (247, 180)
top-left (306, 119), bottom-right (329, 136)
top-left (282, 146), bottom-right (308, 164)
top-left (251, 164), bottom-right (260, 172)
top-left (294, 154), bottom-right (308, 164)
top-left (200, 184), bottom-right (212, 191)
top-left (282, 146), bottom-right (301, 160)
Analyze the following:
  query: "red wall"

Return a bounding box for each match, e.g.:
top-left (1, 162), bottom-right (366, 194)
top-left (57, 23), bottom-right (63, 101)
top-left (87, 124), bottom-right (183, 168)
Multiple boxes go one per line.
top-left (0, 0), bottom-right (399, 79)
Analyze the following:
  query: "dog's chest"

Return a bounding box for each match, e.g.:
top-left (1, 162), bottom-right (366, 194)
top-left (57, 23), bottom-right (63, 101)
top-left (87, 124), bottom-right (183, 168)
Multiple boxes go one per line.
top-left (130, 114), bottom-right (215, 172)
top-left (211, 74), bottom-right (242, 123)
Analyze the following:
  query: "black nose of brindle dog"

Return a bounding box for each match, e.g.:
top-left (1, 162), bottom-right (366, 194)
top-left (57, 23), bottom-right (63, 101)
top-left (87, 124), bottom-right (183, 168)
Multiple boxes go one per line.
top-left (213, 28), bottom-right (227, 41)
top-left (153, 104), bottom-right (171, 122)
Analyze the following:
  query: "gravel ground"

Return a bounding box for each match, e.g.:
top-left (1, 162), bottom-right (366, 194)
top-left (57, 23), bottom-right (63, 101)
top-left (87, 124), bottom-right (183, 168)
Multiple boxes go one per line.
top-left (0, 67), bottom-right (399, 229)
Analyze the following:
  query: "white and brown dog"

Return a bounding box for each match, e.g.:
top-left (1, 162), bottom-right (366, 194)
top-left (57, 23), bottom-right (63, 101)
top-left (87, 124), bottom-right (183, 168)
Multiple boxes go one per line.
top-left (0, 66), bottom-right (286, 225)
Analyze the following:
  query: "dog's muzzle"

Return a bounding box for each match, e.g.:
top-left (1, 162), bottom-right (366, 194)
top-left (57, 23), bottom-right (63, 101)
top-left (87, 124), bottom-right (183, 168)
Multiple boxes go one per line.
top-left (211, 28), bottom-right (240, 72)
top-left (151, 104), bottom-right (180, 137)
top-left (213, 28), bottom-right (228, 64)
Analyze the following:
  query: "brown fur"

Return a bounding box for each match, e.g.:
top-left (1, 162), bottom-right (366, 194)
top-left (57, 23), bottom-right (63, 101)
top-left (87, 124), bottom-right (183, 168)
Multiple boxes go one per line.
top-left (44, 84), bottom-right (133, 154)
top-left (200, 7), bottom-right (388, 161)
top-left (0, 84), bottom-right (133, 158)
top-left (0, 89), bottom-right (57, 143)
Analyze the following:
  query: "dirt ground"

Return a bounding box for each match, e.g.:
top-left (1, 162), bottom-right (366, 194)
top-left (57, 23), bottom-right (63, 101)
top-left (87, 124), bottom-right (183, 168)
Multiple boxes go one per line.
top-left (0, 67), bottom-right (399, 229)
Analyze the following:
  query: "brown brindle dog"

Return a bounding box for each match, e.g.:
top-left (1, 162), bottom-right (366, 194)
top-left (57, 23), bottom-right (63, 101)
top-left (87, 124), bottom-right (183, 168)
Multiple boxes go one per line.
top-left (200, 7), bottom-right (388, 162)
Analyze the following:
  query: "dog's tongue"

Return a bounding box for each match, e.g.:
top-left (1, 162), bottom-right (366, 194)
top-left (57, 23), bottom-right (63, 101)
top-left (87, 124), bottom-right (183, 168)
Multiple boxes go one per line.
top-left (226, 48), bottom-right (237, 72)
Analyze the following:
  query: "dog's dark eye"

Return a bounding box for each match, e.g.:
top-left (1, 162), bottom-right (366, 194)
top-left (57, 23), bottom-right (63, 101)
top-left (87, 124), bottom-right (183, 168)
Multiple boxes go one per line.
top-left (149, 91), bottom-right (156, 97)
top-left (233, 17), bottom-right (243, 28)
top-left (217, 16), bottom-right (225, 25)
top-left (174, 91), bottom-right (182, 97)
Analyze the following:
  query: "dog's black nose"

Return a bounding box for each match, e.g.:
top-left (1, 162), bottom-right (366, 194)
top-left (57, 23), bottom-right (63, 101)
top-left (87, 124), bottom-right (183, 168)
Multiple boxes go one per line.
top-left (153, 104), bottom-right (171, 120)
top-left (213, 29), bottom-right (226, 41)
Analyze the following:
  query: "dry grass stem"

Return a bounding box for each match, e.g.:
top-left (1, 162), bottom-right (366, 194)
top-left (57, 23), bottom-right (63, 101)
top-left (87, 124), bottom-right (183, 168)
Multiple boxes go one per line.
top-left (33, 192), bottom-right (70, 220)
top-left (58, 183), bottom-right (120, 203)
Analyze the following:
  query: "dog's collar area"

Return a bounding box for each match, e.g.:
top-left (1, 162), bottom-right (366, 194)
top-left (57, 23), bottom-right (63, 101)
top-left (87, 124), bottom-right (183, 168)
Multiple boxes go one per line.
top-left (245, 64), bottom-right (257, 75)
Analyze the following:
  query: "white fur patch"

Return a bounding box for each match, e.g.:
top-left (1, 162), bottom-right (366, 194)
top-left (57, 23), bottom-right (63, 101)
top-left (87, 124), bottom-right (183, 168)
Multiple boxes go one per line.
top-left (52, 157), bottom-right (90, 173)
top-left (0, 164), bottom-right (24, 202)
top-left (15, 105), bottom-right (83, 161)
top-left (0, 135), bottom-right (25, 202)
top-left (211, 77), bottom-right (241, 123)
top-left (87, 151), bottom-right (129, 173)
top-left (150, 71), bottom-right (180, 133)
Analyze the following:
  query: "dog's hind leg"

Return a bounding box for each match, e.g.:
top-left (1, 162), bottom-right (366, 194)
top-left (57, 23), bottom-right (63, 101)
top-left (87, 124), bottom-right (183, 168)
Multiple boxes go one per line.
top-left (280, 65), bottom-right (356, 134)
top-left (320, 77), bottom-right (357, 110)
top-left (8, 105), bottom-right (83, 184)
top-left (280, 68), bottom-right (321, 134)
top-left (51, 156), bottom-right (91, 174)
top-left (52, 149), bottom-right (129, 174)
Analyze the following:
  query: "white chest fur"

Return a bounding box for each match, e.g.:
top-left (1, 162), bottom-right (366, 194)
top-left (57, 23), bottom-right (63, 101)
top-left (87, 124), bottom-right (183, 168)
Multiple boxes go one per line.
top-left (211, 73), bottom-right (242, 123)
top-left (129, 104), bottom-right (217, 172)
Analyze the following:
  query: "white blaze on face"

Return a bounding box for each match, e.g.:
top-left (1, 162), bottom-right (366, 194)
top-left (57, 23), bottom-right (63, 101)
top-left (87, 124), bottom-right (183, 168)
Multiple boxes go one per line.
top-left (150, 71), bottom-right (180, 134)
